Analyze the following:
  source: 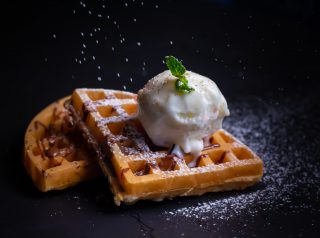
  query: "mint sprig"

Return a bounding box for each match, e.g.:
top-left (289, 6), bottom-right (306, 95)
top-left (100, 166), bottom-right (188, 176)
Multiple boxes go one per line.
top-left (165, 56), bottom-right (194, 94)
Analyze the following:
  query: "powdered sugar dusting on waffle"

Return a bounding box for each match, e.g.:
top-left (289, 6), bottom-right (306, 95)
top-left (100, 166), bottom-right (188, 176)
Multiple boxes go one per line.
top-left (75, 88), bottom-right (169, 163)
top-left (76, 88), bottom-right (137, 138)
top-left (71, 89), bottom-right (263, 204)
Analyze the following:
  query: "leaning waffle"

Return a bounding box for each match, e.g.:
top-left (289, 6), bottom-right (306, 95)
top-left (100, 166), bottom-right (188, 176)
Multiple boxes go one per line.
top-left (66, 88), bottom-right (263, 205)
top-left (24, 97), bottom-right (100, 192)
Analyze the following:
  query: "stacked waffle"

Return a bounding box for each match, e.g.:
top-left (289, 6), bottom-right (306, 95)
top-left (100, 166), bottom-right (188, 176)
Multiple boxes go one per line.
top-left (24, 89), bottom-right (263, 205)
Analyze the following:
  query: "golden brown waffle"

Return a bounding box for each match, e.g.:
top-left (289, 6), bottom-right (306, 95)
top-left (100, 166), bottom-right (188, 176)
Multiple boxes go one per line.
top-left (24, 97), bottom-right (100, 192)
top-left (67, 88), bottom-right (263, 205)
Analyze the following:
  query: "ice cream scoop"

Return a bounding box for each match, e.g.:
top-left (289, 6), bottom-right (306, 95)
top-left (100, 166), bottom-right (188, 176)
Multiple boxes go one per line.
top-left (138, 69), bottom-right (229, 157)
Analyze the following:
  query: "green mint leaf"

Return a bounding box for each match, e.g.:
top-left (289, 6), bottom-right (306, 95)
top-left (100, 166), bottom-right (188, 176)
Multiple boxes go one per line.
top-left (178, 75), bottom-right (188, 84)
top-left (165, 56), bottom-right (186, 77)
top-left (165, 55), bottom-right (194, 94)
top-left (175, 77), bottom-right (194, 94)
top-left (175, 78), bottom-right (184, 88)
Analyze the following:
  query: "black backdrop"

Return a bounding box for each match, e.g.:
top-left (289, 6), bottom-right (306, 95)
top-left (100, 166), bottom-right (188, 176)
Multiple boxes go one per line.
top-left (1, 0), bottom-right (320, 237)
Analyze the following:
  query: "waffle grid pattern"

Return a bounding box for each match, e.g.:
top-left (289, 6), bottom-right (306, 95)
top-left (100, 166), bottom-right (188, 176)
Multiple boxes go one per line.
top-left (72, 89), bottom-right (263, 203)
top-left (24, 97), bottom-right (100, 192)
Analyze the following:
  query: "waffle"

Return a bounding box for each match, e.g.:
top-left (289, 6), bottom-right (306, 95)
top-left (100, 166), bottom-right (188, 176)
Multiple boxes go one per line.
top-left (24, 97), bottom-right (100, 192)
top-left (66, 88), bottom-right (263, 205)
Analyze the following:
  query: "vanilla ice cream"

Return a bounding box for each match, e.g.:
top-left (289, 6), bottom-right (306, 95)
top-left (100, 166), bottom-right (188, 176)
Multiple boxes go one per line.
top-left (138, 70), bottom-right (229, 157)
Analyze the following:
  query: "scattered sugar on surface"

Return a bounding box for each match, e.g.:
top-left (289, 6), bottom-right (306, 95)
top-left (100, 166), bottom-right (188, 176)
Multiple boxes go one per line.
top-left (162, 94), bottom-right (320, 230)
top-left (48, 1), bottom-right (319, 232)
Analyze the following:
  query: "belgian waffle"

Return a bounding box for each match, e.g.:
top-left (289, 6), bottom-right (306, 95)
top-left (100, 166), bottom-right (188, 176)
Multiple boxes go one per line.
top-left (24, 97), bottom-right (100, 192)
top-left (66, 88), bottom-right (263, 205)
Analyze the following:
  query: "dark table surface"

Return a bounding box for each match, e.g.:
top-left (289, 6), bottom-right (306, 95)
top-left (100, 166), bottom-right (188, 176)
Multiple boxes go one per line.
top-left (2, 0), bottom-right (320, 237)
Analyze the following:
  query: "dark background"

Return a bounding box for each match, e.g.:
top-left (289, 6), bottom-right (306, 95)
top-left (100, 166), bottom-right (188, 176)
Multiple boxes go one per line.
top-left (1, 0), bottom-right (320, 237)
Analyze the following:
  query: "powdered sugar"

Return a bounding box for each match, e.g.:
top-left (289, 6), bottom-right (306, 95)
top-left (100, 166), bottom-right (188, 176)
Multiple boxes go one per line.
top-left (162, 93), bottom-right (320, 230)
